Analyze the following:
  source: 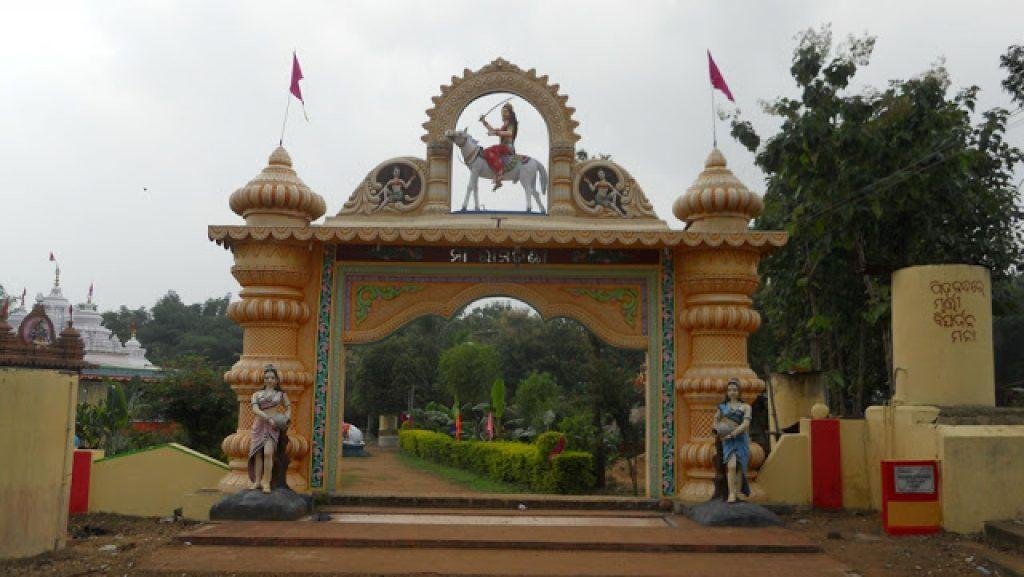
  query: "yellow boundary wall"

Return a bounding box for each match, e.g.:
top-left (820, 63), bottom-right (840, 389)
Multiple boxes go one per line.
top-left (762, 408), bottom-right (1024, 533)
top-left (89, 443), bottom-right (228, 519)
top-left (1, 368), bottom-right (77, 559)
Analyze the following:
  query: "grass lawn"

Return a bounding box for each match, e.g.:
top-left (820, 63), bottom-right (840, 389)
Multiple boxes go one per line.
top-left (396, 452), bottom-right (530, 494)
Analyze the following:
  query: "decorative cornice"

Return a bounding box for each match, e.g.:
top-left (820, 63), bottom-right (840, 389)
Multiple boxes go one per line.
top-left (209, 225), bottom-right (787, 251)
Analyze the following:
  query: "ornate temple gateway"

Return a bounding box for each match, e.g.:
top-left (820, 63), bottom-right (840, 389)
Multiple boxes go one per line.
top-left (209, 59), bottom-right (787, 500)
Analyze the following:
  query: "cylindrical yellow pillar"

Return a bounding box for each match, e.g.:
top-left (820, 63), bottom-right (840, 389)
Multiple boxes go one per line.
top-left (217, 146), bottom-right (325, 494)
top-left (671, 149), bottom-right (775, 502)
top-left (892, 264), bottom-right (994, 406)
top-left (219, 241), bottom-right (314, 493)
top-left (423, 141), bottom-right (453, 214)
top-left (547, 143), bottom-right (576, 216)
top-left (675, 248), bottom-right (766, 501)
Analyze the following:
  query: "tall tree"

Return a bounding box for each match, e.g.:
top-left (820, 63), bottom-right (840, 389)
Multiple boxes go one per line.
top-left (731, 27), bottom-right (1023, 414)
top-left (437, 341), bottom-right (502, 404)
top-left (130, 291), bottom-right (242, 369)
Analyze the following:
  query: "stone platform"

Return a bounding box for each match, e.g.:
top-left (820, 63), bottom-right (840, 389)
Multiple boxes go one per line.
top-left (140, 498), bottom-right (851, 576)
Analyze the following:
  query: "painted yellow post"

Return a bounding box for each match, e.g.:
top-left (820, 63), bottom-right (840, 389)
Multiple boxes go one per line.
top-left (673, 150), bottom-right (772, 501)
top-left (423, 141), bottom-right (452, 214)
top-left (217, 147), bottom-right (325, 493)
top-left (892, 264), bottom-right (994, 406)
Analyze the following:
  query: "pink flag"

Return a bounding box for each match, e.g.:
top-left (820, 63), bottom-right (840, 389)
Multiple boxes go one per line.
top-left (486, 412), bottom-right (494, 441)
top-left (88, 282), bottom-right (94, 300)
top-left (707, 51), bottom-right (735, 102)
top-left (290, 52), bottom-right (304, 103)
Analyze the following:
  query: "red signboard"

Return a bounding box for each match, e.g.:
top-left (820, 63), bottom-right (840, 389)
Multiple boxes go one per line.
top-left (881, 460), bottom-right (941, 535)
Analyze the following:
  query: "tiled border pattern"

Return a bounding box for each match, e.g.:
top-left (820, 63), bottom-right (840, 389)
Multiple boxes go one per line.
top-left (311, 244), bottom-right (336, 488)
top-left (660, 248), bottom-right (676, 496)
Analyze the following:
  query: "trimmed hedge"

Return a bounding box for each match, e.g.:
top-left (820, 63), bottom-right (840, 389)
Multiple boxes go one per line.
top-left (398, 430), bottom-right (595, 494)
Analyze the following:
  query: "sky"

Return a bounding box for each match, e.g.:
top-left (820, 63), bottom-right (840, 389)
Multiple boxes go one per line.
top-left (2, 1), bottom-right (1022, 311)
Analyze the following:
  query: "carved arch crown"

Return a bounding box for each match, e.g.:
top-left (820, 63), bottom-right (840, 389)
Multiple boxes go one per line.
top-left (422, 57), bottom-right (581, 148)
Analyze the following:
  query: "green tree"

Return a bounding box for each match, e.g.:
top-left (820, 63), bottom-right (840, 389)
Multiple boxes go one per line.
top-left (731, 26), bottom-right (1023, 414)
top-left (513, 371), bottom-right (562, 433)
top-left (150, 355), bottom-right (237, 458)
top-left (133, 292), bottom-right (242, 369)
top-left (437, 341), bottom-right (501, 404)
top-left (75, 382), bottom-right (131, 453)
top-left (1000, 44), bottom-right (1024, 105)
top-left (490, 377), bottom-right (506, 438)
top-left (101, 305), bottom-right (151, 343)
top-left (994, 273), bottom-right (1024, 405)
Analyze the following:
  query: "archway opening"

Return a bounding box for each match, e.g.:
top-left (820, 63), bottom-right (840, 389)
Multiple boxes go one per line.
top-left (450, 93), bottom-right (550, 212)
top-left (341, 297), bottom-right (648, 496)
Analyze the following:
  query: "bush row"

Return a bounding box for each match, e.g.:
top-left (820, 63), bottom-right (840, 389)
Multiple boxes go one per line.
top-left (398, 429), bottom-right (595, 494)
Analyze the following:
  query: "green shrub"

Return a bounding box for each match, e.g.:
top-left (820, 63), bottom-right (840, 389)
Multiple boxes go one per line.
top-left (550, 451), bottom-right (595, 494)
top-left (533, 431), bottom-right (566, 460)
top-left (398, 429), bottom-right (594, 494)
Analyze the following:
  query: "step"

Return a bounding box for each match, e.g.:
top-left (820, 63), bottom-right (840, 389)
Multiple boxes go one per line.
top-left (178, 516), bottom-right (821, 554)
top-left (141, 546), bottom-right (851, 576)
top-left (328, 493), bottom-right (663, 511)
top-left (986, 519), bottom-right (1024, 552)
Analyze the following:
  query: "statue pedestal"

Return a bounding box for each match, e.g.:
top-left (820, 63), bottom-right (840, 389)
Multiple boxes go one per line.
top-left (681, 500), bottom-right (783, 527)
top-left (209, 488), bottom-right (312, 521)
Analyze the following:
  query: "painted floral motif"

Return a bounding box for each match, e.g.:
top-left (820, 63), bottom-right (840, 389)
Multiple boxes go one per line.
top-left (565, 287), bottom-right (639, 327)
top-left (353, 284), bottom-right (424, 324)
top-left (311, 245), bottom-right (336, 488)
top-left (660, 248), bottom-right (675, 496)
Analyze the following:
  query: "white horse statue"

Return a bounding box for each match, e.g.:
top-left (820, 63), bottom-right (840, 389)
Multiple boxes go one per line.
top-left (444, 128), bottom-right (548, 213)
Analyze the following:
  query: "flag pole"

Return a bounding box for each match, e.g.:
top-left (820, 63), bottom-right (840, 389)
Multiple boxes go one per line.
top-left (279, 92), bottom-right (292, 147)
top-left (710, 79), bottom-right (718, 149)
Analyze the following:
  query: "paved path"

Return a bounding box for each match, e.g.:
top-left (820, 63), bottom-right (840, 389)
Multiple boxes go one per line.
top-left (338, 446), bottom-right (475, 496)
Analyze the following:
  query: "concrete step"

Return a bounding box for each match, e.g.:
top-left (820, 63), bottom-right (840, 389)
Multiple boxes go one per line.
top-left (328, 493), bottom-right (664, 511)
top-left (987, 519), bottom-right (1024, 552)
top-left (141, 546), bottom-right (852, 576)
top-left (177, 516), bottom-right (821, 554)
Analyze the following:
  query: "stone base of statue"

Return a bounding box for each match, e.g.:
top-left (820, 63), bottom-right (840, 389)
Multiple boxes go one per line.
top-left (678, 431), bottom-right (781, 527)
top-left (343, 442), bottom-right (370, 457)
top-left (209, 488), bottom-right (313, 521)
top-left (680, 500), bottom-right (783, 527)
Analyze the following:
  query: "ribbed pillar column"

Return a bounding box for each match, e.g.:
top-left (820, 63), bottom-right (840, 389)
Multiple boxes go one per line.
top-left (423, 141), bottom-right (453, 214)
top-left (218, 242), bottom-right (313, 493)
top-left (215, 146), bottom-right (325, 494)
top-left (675, 248), bottom-right (766, 501)
top-left (671, 148), bottom-right (773, 502)
top-left (547, 143), bottom-right (576, 216)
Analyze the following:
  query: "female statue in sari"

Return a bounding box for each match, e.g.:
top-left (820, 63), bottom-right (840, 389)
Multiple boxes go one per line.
top-left (479, 102), bottom-right (518, 191)
top-left (248, 364), bottom-right (292, 493)
top-left (714, 378), bottom-right (751, 503)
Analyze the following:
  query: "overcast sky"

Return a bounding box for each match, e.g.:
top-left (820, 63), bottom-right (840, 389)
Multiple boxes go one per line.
top-left (2, 1), bottom-right (1021, 311)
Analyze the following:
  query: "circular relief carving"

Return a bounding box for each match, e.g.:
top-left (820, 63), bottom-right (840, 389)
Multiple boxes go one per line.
top-left (576, 163), bottom-right (628, 217)
top-left (339, 158), bottom-right (426, 215)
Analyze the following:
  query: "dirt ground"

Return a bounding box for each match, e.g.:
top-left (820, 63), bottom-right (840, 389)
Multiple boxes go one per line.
top-left (336, 446), bottom-right (474, 495)
top-left (0, 512), bottom-right (191, 577)
top-left (779, 508), bottom-right (1024, 576)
